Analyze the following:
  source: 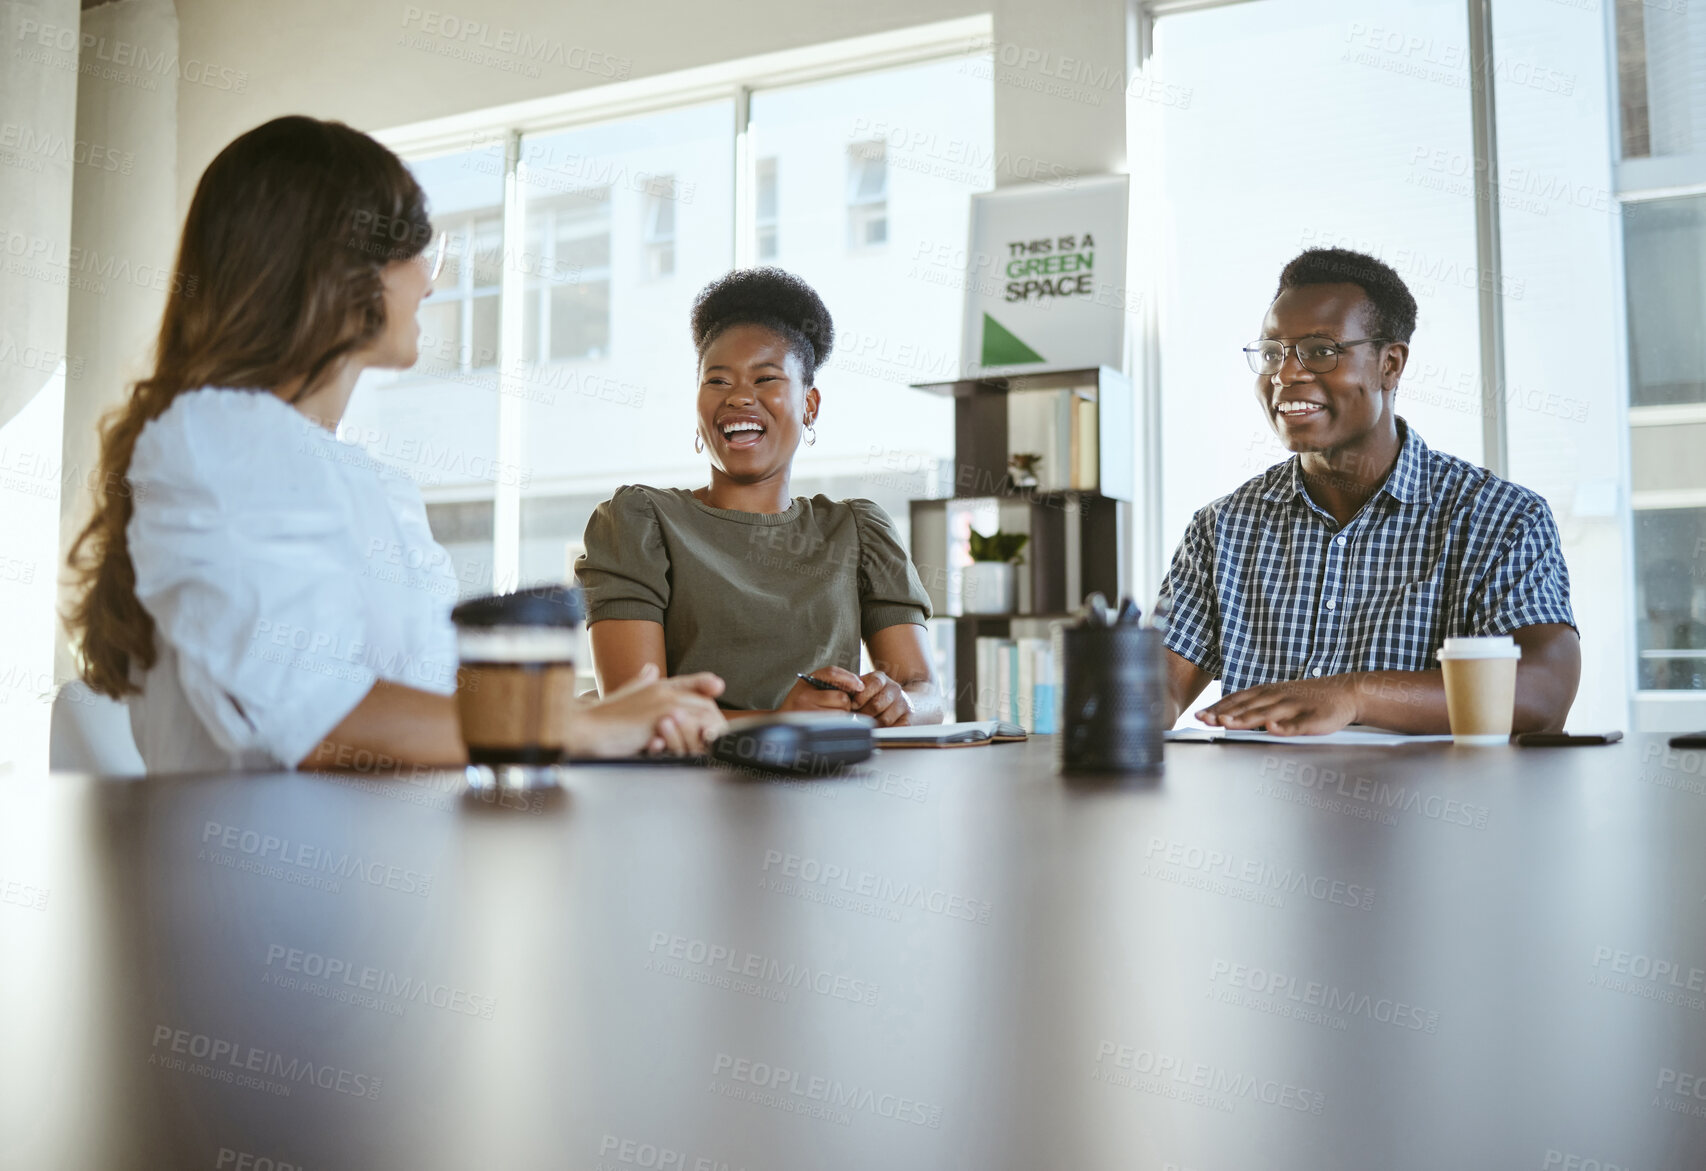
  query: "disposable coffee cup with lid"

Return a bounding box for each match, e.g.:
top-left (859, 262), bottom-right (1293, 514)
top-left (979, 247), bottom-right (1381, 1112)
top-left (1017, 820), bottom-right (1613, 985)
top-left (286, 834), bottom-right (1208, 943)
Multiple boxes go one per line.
top-left (1436, 636), bottom-right (1522, 661)
top-left (451, 585), bottom-right (585, 784)
top-left (1435, 635), bottom-right (1522, 746)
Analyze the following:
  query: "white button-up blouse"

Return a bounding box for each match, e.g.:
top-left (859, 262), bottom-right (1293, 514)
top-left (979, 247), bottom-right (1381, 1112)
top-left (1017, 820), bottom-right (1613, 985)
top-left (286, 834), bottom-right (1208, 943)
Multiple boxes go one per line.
top-left (124, 388), bottom-right (459, 773)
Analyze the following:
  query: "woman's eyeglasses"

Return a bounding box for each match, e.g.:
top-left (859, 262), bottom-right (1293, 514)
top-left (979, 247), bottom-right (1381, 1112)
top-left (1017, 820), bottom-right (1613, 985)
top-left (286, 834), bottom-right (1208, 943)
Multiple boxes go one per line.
top-left (422, 230), bottom-right (448, 282)
top-left (1243, 335), bottom-right (1389, 376)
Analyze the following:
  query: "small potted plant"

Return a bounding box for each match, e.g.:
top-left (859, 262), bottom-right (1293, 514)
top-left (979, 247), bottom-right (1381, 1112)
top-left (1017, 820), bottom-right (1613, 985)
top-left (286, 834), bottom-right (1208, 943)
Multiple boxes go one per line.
top-left (1007, 452), bottom-right (1043, 490)
top-left (962, 529), bottom-right (1028, 615)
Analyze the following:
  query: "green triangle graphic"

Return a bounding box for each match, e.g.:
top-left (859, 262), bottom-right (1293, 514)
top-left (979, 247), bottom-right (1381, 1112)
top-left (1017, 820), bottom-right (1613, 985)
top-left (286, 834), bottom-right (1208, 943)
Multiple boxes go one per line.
top-left (981, 313), bottom-right (1045, 367)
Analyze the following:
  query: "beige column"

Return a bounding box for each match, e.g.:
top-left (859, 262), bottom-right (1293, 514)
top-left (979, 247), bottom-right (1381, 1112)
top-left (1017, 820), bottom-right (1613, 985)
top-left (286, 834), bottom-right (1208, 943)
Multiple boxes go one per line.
top-left (990, 0), bottom-right (1129, 187)
top-left (0, 0), bottom-right (79, 771)
top-left (55, 0), bottom-right (179, 681)
top-left (0, 0), bottom-right (78, 429)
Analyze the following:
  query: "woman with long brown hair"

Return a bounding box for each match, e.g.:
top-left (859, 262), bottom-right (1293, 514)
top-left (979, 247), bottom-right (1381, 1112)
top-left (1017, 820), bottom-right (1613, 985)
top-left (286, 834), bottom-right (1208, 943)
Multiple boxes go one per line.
top-left (66, 115), bottom-right (725, 773)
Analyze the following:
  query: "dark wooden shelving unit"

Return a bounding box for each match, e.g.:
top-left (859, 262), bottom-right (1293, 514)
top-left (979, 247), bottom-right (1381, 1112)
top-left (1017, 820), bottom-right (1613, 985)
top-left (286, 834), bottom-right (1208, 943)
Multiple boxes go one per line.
top-left (906, 366), bottom-right (1133, 721)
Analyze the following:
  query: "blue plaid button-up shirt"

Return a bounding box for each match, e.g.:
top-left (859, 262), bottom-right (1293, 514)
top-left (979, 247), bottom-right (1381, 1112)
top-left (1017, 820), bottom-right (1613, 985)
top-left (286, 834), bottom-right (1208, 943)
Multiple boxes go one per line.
top-left (1157, 419), bottom-right (1576, 693)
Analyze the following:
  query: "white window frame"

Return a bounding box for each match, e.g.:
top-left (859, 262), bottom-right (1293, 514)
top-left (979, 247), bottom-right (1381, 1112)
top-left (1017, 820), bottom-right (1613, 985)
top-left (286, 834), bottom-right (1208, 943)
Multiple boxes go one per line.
top-left (371, 15), bottom-right (992, 591)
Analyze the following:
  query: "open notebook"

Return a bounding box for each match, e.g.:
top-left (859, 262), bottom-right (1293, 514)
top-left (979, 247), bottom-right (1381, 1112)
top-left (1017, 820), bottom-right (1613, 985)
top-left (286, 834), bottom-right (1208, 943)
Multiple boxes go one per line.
top-left (873, 720), bottom-right (1029, 748)
top-left (1164, 726), bottom-right (1456, 747)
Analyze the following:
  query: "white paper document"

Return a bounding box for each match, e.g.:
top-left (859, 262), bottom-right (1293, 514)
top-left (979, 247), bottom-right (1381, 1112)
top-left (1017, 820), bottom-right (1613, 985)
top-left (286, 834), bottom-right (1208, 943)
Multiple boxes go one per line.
top-left (1163, 727), bottom-right (1458, 747)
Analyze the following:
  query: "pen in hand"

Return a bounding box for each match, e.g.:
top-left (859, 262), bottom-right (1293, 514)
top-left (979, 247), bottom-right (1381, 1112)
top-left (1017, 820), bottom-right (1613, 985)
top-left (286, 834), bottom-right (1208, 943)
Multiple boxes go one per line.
top-left (796, 672), bottom-right (860, 695)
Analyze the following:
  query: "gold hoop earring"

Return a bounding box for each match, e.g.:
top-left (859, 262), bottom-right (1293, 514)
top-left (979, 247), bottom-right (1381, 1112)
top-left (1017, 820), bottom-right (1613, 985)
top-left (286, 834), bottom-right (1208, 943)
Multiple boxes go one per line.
top-left (694, 432), bottom-right (704, 454)
top-left (804, 423), bottom-right (817, 447)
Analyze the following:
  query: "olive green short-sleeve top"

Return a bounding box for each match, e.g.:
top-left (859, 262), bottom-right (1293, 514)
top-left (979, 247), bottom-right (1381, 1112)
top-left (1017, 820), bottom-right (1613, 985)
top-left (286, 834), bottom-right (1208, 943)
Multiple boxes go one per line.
top-left (574, 486), bottom-right (933, 711)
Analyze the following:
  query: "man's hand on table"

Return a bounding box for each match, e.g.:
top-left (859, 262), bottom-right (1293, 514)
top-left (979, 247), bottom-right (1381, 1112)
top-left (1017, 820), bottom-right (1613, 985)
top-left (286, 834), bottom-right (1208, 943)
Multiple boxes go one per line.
top-left (1196, 675), bottom-right (1360, 736)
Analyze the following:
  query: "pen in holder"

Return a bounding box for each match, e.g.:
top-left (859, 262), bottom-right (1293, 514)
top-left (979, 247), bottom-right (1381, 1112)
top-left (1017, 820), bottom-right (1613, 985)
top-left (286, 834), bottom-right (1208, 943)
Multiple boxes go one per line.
top-left (1058, 615), bottom-right (1166, 774)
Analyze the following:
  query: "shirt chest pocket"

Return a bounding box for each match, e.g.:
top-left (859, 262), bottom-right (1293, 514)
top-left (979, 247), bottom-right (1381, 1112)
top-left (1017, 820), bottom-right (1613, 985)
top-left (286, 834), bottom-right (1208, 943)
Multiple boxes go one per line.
top-left (1358, 577), bottom-right (1444, 671)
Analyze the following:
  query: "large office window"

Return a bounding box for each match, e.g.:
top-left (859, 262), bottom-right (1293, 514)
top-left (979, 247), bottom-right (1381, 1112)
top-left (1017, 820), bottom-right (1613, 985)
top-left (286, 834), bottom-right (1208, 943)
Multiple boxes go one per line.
top-left (499, 54), bottom-right (991, 589)
top-left (1146, 0), bottom-right (1486, 554)
top-left (1625, 197), bottom-right (1706, 409)
top-left (747, 56), bottom-right (994, 530)
top-left (1616, 0), bottom-right (1706, 699)
top-left (352, 47), bottom-right (990, 598)
top-left (342, 140), bottom-right (508, 598)
top-left (515, 101), bottom-right (735, 587)
top-left (1138, 0), bottom-right (1641, 729)
top-left (1622, 196), bottom-right (1706, 691)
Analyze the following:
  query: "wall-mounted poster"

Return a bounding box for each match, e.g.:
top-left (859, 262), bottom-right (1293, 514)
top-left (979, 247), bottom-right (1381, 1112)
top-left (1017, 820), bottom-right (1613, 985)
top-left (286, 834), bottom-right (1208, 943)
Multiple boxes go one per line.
top-left (959, 174), bottom-right (1130, 379)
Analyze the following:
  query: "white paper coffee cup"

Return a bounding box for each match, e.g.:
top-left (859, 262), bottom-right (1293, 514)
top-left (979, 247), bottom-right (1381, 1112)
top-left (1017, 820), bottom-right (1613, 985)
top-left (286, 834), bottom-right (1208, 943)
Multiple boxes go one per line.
top-left (1435, 636), bottom-right (1521, 746)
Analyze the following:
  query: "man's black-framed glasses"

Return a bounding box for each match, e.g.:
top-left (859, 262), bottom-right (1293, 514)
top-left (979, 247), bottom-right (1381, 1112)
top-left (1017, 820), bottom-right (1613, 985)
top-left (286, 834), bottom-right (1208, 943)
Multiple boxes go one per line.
top-left (1243, 335), bottom-right (1389, 376)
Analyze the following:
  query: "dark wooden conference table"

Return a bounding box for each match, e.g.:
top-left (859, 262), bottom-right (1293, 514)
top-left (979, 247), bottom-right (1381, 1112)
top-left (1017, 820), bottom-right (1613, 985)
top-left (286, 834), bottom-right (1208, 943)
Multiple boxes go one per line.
top-left (3, 733), bottom-right (1705, 1170)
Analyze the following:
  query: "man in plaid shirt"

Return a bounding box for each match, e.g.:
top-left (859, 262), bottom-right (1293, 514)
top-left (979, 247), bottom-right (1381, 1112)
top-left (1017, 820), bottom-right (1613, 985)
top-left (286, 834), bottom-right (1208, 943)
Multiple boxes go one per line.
top-left (1158, 248), bottom-right (1581, 736)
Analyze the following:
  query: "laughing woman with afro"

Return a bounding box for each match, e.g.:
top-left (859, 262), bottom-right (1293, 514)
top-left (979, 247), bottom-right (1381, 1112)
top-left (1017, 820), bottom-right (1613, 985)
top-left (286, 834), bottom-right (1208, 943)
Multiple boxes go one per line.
top-left (574, 268), bottom-right (944, 726)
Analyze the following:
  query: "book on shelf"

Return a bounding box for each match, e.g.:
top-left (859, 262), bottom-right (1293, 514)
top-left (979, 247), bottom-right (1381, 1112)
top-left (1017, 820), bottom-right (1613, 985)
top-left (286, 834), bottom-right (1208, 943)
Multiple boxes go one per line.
top-left (975, 633), bottom-right (1059, 734)
top-left (974, 636), bottom-right (1012, 723)
top-left (1031, 639), bottom-right (1058, 736)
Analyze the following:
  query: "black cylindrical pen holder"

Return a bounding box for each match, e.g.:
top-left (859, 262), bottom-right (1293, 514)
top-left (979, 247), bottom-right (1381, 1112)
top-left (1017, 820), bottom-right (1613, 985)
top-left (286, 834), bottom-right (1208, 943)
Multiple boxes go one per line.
top-left (1058, 624), bottom-right (1166, 774)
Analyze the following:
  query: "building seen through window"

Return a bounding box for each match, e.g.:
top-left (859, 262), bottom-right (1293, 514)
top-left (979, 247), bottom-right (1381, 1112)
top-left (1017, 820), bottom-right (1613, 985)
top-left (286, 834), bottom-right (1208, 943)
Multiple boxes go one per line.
top-left (1615, 0), bottom-right (1706, 160)
top-left (846, 140), bottom-right (888, 249)
top-left (346, 56), bottom-right (994, 598)
top-left (419, 209), bottom-right (502, 373)
top-left (755, 157), bottom-right (779, 261)
top-left (523, 186), bottom-right (613, 364)
top-left (642, 175), bottom-right (677, 279)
